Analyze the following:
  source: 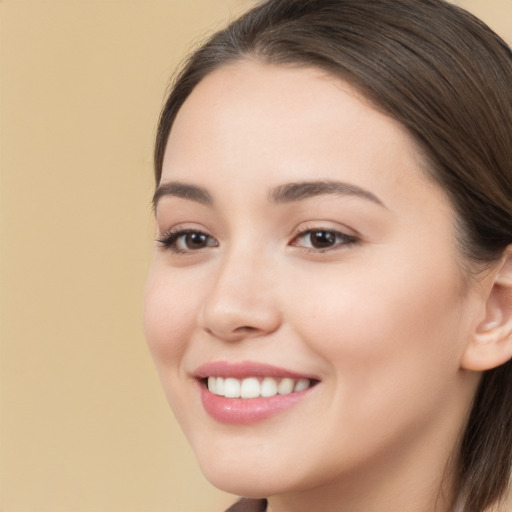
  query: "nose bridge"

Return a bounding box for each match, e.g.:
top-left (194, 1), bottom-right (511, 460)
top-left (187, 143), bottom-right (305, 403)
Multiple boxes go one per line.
top-left (199, 241), bottom-right (280, 340)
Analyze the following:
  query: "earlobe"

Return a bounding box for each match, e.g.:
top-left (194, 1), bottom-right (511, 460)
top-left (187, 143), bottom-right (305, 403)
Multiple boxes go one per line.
top-left (461, 247), bottom-right (512, 372)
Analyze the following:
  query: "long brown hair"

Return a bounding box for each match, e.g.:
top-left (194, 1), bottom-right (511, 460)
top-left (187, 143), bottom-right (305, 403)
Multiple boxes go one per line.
top-left (154, 1), bottom-right (512, 510)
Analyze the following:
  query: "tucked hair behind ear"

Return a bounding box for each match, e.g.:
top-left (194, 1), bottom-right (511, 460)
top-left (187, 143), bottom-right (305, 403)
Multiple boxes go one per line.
top-left (154, 1), bottom-right (512, 510)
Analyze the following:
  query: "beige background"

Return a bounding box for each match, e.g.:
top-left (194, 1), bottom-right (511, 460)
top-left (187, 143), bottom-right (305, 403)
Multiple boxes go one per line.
top-left (0, 1), bottom-right (510, 511)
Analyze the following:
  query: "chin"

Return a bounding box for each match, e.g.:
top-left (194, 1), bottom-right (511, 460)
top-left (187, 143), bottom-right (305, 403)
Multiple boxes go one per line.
top-left (197, 443), bottom-right (327, 500)
top-left (196, 454), bottom-right (291, 498)
top-left (202, 465), bottom-right (271, 497)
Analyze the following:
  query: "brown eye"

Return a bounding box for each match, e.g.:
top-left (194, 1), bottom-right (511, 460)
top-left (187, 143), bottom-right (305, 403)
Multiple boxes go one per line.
top-left (157, 229), bottom-right (218, 253)
top-left (309, 230), bottom-right (337, 249)
top-left (291, 229), bottom-right (357, 252)
top-left (183, 232), bottom-right (209, 249)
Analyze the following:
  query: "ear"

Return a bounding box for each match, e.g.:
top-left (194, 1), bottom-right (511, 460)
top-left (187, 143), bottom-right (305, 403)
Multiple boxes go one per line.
top-left (461, 247), bottom-right (512, 372)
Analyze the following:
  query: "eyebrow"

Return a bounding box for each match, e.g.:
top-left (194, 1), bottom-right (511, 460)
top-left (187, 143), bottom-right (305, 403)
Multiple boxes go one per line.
top-left (153, 179), bottom-right (385, 210)
top-left (153, 182), bottom-right (213, 210)
top-left (269, 180), bottom-right (385, 207)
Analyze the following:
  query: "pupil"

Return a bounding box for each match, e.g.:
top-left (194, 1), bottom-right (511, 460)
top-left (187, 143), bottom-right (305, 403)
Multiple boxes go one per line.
top-left (311, 230), bottom-right (335, 248)
top-left (186, 232), bottom-right (207, 247)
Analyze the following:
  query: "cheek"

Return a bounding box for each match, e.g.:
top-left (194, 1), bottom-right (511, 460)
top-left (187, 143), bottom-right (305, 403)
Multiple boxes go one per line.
top-left (278, 267), bottom-right (469, 470)
top-left (286, 258), bottom-right (466, 409)
top-left (143, 265), bottom-right (198, 369)
top-left (143, 266), bottom-right (206, 434)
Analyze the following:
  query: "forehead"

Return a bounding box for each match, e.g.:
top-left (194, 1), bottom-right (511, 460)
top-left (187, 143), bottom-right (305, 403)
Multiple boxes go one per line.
top-left (162, 60), bottom-right (442, 211)
top-left (168, 61), bottom-right (391, 154)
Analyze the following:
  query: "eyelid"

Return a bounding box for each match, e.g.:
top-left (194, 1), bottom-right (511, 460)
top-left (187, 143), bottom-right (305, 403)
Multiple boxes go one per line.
top-left (289, 223), bottom-right (359, 253)
top-left (156, 226), bottom-right (219, 254)
top-left (291, 219), bottom-right (359, 237)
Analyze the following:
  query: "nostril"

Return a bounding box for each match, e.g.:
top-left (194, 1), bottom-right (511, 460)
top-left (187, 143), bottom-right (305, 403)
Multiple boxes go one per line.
top-left (199, 299), bottom-right (281, 341)
top-left (235, 326), bottom-right (258, 333)
top-left (203, 324), bottom-right (259, 340)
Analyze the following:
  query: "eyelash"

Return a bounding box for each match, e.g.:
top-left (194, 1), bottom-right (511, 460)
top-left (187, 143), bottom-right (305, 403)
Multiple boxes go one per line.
top-left (156, 228), bottom-right (218, 254)
top-left (291, 228), bottom-right (357, 253)
top-left (156, 227), bottom-right (358, 254)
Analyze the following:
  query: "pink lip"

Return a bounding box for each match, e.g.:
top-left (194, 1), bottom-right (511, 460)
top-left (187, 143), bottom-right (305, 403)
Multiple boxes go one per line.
top-left (194, 361), bottom-right (316, 380)
top-left (194, 361), bottom-right (319, 425)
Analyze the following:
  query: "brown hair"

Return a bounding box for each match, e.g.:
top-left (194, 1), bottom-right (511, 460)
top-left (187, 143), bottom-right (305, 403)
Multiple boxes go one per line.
top-left (154, 1), bottom-right (512, 510)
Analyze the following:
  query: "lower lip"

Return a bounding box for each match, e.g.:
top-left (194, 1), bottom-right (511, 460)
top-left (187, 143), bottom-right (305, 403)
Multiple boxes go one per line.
top-left (199, 383), bottom-right (312, 425)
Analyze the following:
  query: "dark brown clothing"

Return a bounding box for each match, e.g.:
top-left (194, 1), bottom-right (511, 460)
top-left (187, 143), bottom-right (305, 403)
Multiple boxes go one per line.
top-left (225, 498), bottom-right (267, 512)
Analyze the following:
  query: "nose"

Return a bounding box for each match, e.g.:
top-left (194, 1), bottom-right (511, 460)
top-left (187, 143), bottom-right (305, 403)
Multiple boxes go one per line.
top-left (198, 252), bottom-right (281, 342)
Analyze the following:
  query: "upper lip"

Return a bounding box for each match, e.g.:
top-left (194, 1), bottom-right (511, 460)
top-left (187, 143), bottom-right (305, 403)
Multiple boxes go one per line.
top-left (194, 361), bottom-right (319, 381)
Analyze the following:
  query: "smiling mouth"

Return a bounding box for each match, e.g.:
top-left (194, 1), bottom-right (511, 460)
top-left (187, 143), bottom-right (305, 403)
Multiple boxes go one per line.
top-left (205, 376), bottom-right (317, 399)
top-left (196, 363), bottom-right (320, 424)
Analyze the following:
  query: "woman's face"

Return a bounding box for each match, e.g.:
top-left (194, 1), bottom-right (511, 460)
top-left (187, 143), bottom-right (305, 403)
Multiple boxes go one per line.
top-left (144, 61), bottom-right (481, 499)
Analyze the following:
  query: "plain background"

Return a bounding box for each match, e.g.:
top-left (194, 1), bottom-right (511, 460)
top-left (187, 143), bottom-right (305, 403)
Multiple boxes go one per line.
top-left (0, 1), bottom-right (510, 511)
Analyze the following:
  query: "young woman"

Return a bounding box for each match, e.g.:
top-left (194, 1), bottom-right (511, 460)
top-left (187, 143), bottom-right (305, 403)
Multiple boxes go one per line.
top-left (143, 1), bottom-right (512, 511)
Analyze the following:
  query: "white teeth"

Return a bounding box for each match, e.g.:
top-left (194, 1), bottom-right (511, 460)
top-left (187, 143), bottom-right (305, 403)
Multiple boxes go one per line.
top-left (214, 377), bottom-right (224, 396)
top-left (294, 378), bottom-right (310, 392)
top-left (207, 376), bottom-right (312, 399)
top-left (261, 377), bottom-right (278, 397)
top-left (224, 378), bottom-right (241, 398)
top-left (277, 378), bottom-right (294, 395)
top-left (240, 377), bottom-right (260, 399)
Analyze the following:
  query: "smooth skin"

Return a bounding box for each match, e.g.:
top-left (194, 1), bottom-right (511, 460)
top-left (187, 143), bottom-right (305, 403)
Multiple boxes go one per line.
top-left (144, 61), bottom-right (512, 512)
